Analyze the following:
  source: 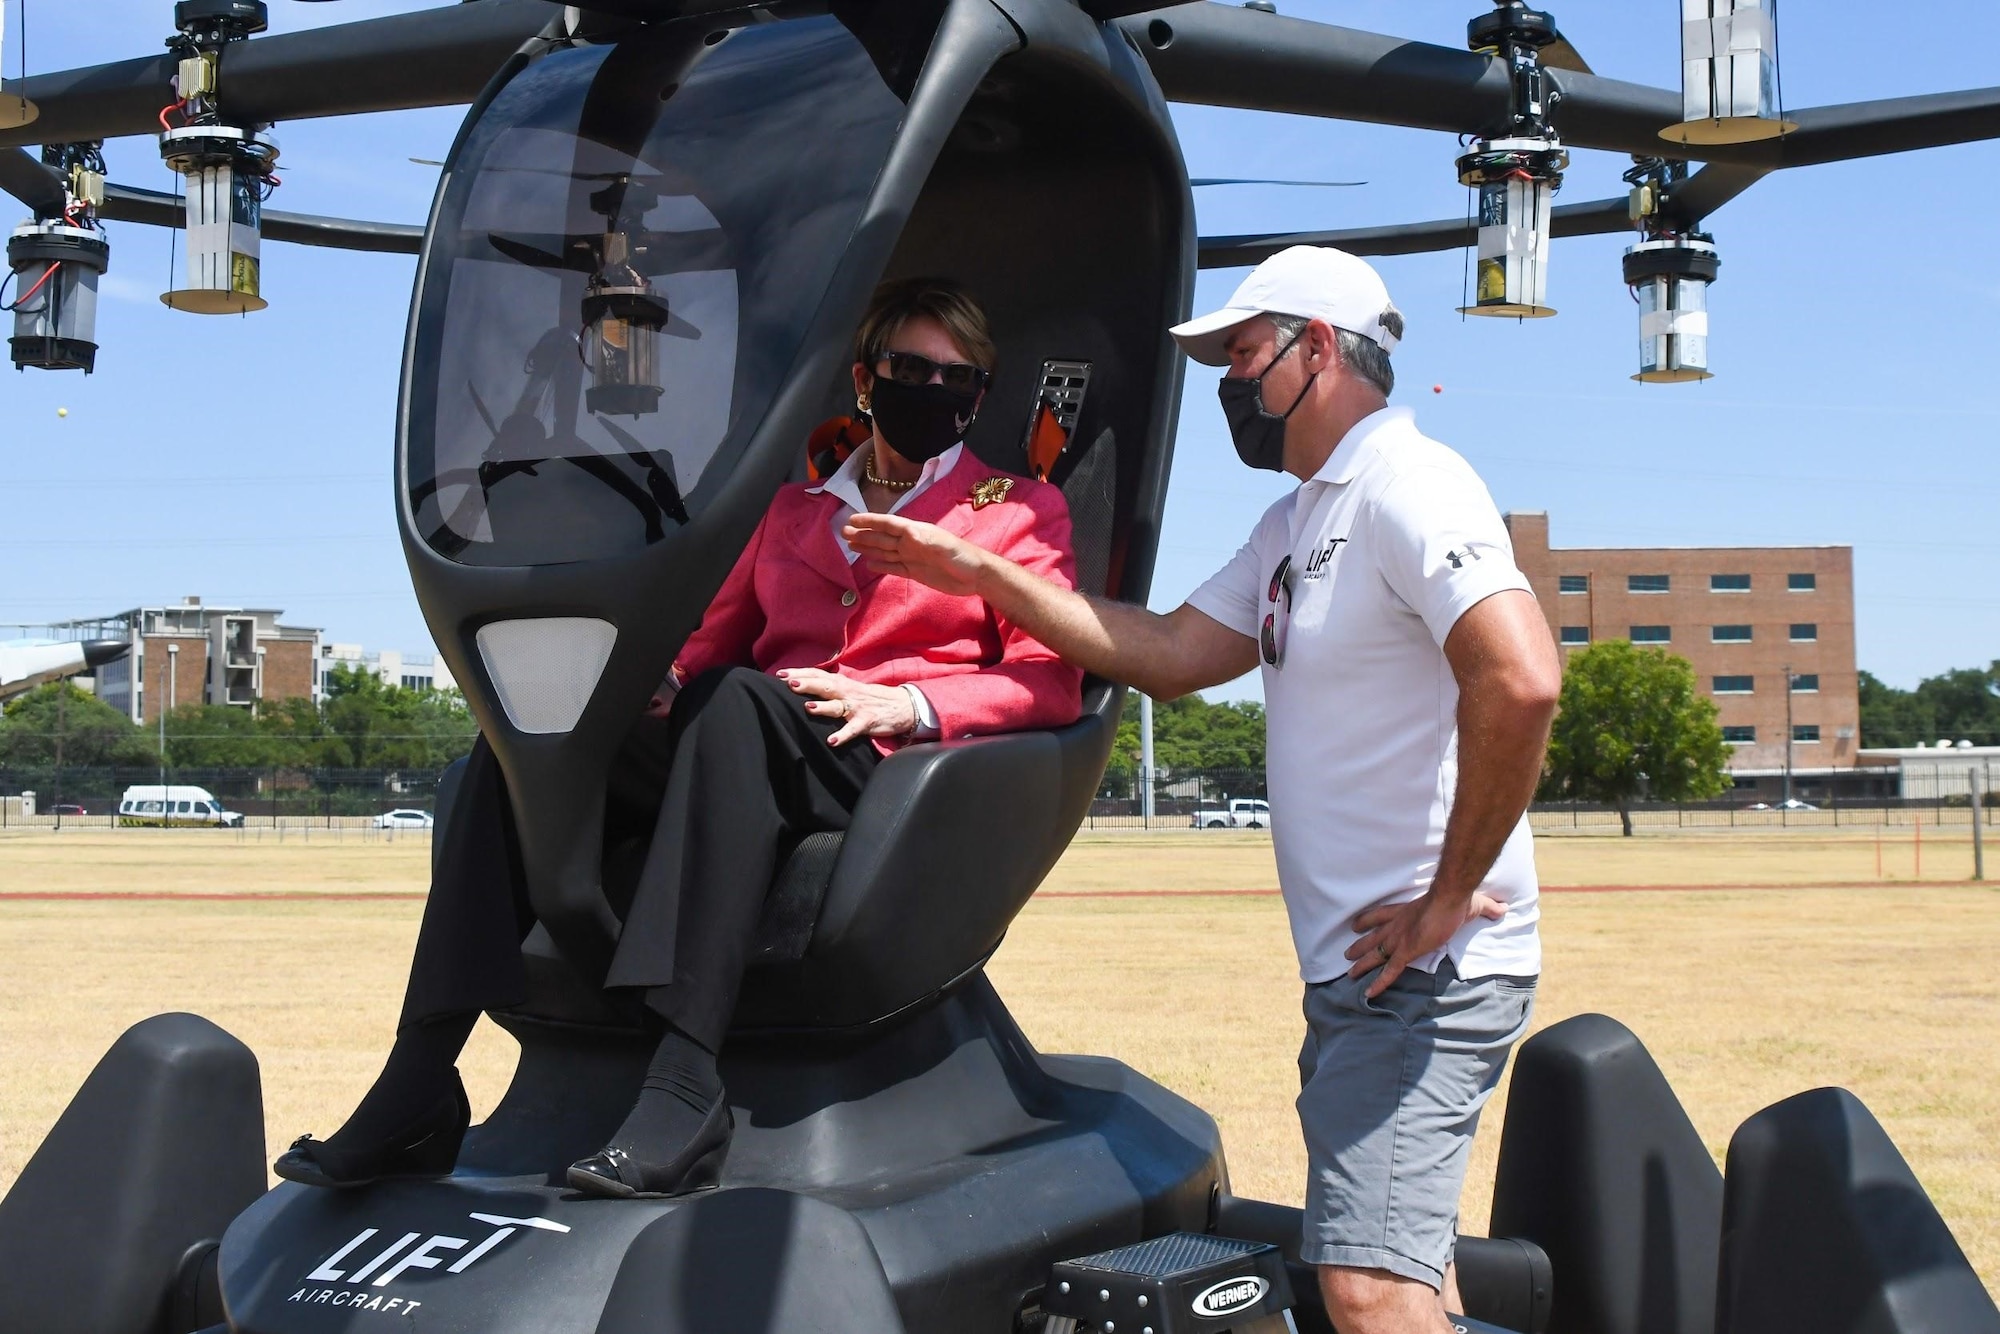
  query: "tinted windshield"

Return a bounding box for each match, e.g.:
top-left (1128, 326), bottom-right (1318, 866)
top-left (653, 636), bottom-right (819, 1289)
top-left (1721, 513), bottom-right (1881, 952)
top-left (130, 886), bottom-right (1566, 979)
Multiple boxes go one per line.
top-left (405, 17), bottom-right (909, 566)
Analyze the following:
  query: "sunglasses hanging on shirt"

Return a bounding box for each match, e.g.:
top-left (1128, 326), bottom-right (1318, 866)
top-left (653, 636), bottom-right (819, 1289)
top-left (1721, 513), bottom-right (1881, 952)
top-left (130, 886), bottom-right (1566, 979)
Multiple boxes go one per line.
top-left (1261, 554), bottom-right (1294, 669)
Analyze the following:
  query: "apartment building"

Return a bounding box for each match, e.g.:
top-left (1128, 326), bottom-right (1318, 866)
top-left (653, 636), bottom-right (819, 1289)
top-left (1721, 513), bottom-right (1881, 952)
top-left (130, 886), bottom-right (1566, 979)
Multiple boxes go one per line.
top-left (48, 598), bottom-right (322, 725)
top-left (1505, 513), bottom-right (1859, 774)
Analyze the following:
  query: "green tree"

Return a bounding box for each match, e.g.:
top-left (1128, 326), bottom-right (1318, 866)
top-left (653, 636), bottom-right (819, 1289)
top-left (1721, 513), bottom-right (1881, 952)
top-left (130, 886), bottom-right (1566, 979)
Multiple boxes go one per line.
top-left (1859, 663), bottom-right (2000, 748)
top-left (0, 682), bottom-right (156, 767)
top-left (1108, 691), bottom-right (1267, 795)
top-left (315, 664), bottom-right (476, 769)
top-left (1913, 663), bottom-right (2000, 746)
top-left (1859, 670), bottom-right (1929, 749)
top-left (164, 703), bottom-right (278, 768)
top-left (1540, 640), bottom-right (1730, 836)
top-left (257, 693), bottom-right (334, 769)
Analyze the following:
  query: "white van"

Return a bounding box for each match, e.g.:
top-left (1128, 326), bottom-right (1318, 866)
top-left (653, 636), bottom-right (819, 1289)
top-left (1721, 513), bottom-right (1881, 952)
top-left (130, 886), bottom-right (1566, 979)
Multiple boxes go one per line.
top-left (117, 785), bottom-right (245, 828)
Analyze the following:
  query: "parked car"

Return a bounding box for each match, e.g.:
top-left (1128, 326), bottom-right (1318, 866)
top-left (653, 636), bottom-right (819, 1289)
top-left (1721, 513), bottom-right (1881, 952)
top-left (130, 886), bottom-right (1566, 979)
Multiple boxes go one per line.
top-left (117, 785), bottom-right (245, 828)
top-left (45, 803), bottom-right (88, 817)
top-left (1746, 799), bottom-right (1818, 812)
top-left (373, 809), bottom-right (436, 830)
top-left (1190, 798), bottom-right (1273, 830)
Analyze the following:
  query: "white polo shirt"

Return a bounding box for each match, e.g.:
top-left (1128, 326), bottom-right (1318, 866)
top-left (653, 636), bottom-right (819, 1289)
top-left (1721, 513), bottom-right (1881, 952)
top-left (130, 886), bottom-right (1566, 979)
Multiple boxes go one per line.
top-left (1187, 406), bottom-right (1540, 983)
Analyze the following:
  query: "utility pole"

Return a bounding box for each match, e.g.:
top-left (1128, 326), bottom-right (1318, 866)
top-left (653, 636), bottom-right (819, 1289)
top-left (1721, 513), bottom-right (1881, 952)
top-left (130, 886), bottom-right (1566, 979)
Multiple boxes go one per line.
top-left (1782, 661), bottom-right (1794, 809)
top-left (1140, 693), bottom-right (1155, 829)
top-left (158, 642), bottom-right (178, 818)
top-left (1973, 766), bottom-right (1986, 882)
top-left (53, 684), bottom-right (66, 828)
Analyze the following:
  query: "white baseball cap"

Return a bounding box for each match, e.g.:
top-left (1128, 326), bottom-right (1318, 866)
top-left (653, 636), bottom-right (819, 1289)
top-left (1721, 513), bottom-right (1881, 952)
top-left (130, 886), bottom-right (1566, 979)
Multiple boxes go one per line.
top-left (1169, 245), bottom-right (1401, 367)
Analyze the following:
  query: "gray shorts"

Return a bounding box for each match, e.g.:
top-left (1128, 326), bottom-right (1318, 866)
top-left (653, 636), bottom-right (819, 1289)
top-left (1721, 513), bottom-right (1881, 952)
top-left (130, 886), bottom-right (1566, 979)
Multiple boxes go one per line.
top-left (1296, 958), bottom-right (1535, 1289)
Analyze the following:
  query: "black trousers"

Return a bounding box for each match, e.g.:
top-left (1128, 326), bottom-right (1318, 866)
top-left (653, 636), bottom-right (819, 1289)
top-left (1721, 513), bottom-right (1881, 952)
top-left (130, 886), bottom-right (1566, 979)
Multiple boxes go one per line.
top-left (400, 667), bottom-right (880, 1049)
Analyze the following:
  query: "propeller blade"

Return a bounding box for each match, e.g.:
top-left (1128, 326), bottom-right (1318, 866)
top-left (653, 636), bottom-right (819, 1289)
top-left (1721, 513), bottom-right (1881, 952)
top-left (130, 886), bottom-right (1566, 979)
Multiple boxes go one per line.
top-left (480, 227), bottom-right (733, 277)
top-left (1198, 194), bottom-right (1630, 269)
top-left (1190, 177), bottom-right (1365, 188)
top-left (0, 147), bottom-right (64, 215)
top-left (1539, 35), bottom-right (1593, 77)
top-left (97, 181), bottom-right (423, 254)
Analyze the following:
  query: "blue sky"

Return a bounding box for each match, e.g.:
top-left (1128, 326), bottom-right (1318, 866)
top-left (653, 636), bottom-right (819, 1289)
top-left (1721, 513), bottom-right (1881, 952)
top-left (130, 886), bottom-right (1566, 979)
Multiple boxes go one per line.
top-left (3, 0), bottom-right (1995, 695)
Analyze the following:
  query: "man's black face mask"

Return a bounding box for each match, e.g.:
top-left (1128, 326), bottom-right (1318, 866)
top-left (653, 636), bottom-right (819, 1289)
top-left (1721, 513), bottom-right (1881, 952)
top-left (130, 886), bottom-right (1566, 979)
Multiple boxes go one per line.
top-left (867, 375), bottom-right (981, 463)
top-left (1218, 325), bottom-right (1316, 473)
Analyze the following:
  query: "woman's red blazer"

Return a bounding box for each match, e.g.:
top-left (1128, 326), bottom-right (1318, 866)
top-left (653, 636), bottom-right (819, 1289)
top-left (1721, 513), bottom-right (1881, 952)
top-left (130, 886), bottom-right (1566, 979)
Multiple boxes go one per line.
top-left (675, 447), bottom-right (1085, 748)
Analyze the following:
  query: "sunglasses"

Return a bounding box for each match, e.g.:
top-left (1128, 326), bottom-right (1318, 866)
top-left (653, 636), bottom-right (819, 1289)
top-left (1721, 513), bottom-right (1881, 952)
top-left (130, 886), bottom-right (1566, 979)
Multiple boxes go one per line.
top-left (876, 350), bottom-right (992, 395)
top-left (1261, 554), bottom-right (1293, 669)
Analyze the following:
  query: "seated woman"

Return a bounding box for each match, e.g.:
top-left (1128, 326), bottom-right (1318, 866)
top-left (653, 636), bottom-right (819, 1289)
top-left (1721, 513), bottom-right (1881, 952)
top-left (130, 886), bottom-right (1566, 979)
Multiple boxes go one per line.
top-left (275, 278), bottom-right (1082, 1199)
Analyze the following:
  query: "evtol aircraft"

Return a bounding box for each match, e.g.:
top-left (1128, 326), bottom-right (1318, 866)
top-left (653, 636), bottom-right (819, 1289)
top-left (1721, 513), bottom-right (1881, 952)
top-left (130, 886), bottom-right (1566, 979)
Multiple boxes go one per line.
top-left (0, 639), bottom-right (128, 702)
top-left (3, 3), bottom-right (1998, 1333)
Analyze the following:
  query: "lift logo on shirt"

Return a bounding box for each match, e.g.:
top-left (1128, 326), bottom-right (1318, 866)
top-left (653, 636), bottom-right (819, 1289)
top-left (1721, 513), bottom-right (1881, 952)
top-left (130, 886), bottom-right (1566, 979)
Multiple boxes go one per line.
top-left (1300, 534), bottom-right (1349, 582)
top-left (285, 1212), bottom-right (571, 1314)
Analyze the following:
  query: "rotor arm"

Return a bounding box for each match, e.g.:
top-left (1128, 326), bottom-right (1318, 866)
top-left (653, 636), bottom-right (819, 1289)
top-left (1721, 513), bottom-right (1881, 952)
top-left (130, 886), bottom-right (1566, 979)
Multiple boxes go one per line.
top-left (1198, 194), bottom-right (1629, 270)
top-left (1115, 5), bottom-right (1680, 158)
top-left (0, 0), bottom-right (559, 150)
top-left (1773, 86), bottom-right (2000, 168)
top-left (0, 146), bottom-right (64, 214)
top-left (90, 180), bottom-right (423, 254)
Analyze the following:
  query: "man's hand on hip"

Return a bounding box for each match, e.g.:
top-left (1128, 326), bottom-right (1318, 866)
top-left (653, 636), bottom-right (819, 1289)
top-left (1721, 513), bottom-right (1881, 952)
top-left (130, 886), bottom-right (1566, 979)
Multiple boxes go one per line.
top-left (1344, 890), bottom-right (1505, 997)
top-left (843, 512), bottom-right (987, 596)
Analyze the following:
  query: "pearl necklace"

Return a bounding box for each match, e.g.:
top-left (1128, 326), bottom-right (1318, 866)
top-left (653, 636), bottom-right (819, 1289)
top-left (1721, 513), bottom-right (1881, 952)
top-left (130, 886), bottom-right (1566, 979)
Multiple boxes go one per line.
top-left (863, 448), bottom-right (917, 492)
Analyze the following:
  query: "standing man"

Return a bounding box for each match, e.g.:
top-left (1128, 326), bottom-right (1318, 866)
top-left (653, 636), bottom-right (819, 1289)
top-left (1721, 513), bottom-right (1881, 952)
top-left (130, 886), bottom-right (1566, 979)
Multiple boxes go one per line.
top-left (845, 246), bottom-right (1561, 1334)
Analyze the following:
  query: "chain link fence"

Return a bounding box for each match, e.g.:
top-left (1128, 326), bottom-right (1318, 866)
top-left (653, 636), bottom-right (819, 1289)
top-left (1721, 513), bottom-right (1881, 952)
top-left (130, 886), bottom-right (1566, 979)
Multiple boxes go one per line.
top-left (0, 765), bottom-right (452, 830)
top-left (7, 765), bottom-right (1989, 837)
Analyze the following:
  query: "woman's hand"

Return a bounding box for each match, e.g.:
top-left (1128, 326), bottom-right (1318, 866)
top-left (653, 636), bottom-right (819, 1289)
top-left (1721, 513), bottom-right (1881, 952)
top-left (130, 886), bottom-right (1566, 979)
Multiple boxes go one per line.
top-left (842, 512), bottom-right (988, 597)
top-left (644, 668), bottom-right (682, 718)
top-left (777, 668), bottom-right (916, 746)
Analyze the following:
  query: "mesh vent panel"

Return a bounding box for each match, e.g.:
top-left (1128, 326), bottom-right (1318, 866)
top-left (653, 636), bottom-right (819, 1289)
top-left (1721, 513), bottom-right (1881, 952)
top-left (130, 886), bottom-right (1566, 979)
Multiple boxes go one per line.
top-left (474, 617), bottom-right (618, 735)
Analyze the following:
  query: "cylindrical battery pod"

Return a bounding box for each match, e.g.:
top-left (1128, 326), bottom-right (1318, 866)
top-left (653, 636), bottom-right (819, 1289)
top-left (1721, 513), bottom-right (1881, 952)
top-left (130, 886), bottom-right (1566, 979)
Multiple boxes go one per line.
top-left (159, 125), bottom-right (276, 314)
top-left (8, 222), bottom-right (110, 373)
top-left (1624, 237), bottom-right (1720, 383)
top-left (581, 283), bottom-right (669, 418)
top-left (1456, 137), bottom-right (1566, 318)
top-left (1662, 0), bottom-right (1796, 145)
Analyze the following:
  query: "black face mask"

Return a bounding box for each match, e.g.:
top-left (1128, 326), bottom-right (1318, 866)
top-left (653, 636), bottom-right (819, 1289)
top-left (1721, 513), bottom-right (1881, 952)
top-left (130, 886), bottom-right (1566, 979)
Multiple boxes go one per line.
top-left (867, 375), bottom-right (981, 463)
top-left (1218, 326), bottom-right (1316, 472)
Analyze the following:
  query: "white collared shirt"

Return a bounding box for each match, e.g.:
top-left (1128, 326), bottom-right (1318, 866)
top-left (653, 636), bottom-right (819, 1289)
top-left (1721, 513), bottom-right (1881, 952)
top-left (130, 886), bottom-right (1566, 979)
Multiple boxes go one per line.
top-left (1187, 406), bottom-right (1540, 983)
top-left (808, 439), bottom-right (965, 562)
top-left (803, 438), bottom-right (964, 737)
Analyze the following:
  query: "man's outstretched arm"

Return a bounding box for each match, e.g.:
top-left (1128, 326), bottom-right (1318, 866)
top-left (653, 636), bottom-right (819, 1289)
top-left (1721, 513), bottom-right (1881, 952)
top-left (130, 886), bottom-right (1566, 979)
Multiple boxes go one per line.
top-left (843, 511), bottom-right (1258, 700)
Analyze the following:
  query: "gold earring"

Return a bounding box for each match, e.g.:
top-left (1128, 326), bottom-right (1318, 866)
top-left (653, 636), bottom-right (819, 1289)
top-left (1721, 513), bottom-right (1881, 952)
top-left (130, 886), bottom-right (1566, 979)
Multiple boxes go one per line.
top-left (857, 392), bottom-right (872, 415)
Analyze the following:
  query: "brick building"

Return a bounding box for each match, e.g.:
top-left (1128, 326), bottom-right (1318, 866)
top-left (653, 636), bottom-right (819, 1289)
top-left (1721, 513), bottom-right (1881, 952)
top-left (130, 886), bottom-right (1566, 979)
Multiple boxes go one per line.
top-left (53, 598), bottom-right (323, 724)
top-left (1505, 513), bottom-right (1859, 777)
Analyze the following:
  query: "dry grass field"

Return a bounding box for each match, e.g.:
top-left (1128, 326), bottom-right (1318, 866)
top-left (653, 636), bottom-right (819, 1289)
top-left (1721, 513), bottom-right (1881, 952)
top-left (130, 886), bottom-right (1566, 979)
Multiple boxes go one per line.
top-left (2, 826), bottom-right (1996, 1298)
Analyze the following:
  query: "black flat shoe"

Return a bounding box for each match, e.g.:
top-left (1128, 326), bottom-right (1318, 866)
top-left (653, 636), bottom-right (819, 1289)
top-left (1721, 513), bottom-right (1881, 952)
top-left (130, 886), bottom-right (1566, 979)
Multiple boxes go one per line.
top-left (274, 1071), bottom-right (471, 1189)
top-left (566, 1099), bottom-right (733, 1200)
